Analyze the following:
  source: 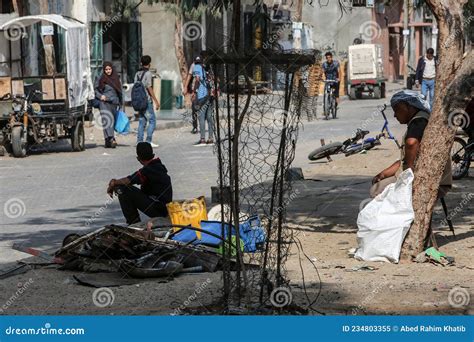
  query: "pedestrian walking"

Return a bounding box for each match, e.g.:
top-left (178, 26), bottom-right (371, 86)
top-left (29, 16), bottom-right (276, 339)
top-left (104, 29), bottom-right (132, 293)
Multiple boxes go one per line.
top-left (191, 56), bottom-right (215, 146)
top-left (95, 62), bottom-right (122, 148)
top-left (183, 57), bottom-right (200, 134)
top-left (415, 48), bottom-right (437, 110)
top-left (133, 55), bottom-right (160, 147)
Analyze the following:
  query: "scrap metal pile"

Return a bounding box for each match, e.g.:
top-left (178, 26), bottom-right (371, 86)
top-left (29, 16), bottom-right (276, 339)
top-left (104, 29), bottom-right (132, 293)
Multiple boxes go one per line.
top-left (55, 224), bottom-right (228, 279)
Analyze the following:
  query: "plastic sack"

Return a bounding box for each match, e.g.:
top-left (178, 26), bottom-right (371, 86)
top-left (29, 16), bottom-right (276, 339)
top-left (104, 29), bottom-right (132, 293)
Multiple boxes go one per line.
top-left (239, 216), bottom-right (266, 252)
top-left (355, 169), bottom-right (415, 263)
top-left (114, 110), bottom-right (130, 134)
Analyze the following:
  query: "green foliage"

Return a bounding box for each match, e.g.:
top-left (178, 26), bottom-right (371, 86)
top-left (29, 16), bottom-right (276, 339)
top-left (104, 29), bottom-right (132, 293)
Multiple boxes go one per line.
top-left (111, 0), bottom-right (141, 20)
top-left (144, 0), bottom-right (231, 19)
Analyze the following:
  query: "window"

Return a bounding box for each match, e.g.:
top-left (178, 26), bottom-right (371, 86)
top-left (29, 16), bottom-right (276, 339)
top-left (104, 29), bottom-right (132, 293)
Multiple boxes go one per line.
top-left (0, 0), bottom-right (13, 13)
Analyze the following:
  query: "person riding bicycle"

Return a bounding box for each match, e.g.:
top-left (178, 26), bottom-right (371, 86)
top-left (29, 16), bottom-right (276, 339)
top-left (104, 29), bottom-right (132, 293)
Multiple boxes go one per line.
top-left (322, 51), bottom-right (341, 106)
top-left (371, 90), bottom-right (452, 198)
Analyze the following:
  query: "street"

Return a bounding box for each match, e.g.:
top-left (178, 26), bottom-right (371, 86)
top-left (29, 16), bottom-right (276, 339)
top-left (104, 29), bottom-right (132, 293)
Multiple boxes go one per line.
top-left (0, 86), bottom-right (403, 265)
top-left (1, 84), bottom-right (472, 316)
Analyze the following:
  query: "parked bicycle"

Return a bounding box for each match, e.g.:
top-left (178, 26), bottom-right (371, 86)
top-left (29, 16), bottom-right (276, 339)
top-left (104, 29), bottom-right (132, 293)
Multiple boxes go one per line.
top-left (451, 134), bottom-right (473, 179)
top-left (308, 104), bottom-right (400, 161)
top-left (323, 80), bottom-right (338, 120)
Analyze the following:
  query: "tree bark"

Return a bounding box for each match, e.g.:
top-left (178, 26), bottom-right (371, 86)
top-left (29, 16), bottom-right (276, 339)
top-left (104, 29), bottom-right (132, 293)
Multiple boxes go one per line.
top-left (401, 0), bottom-right (473, 259)
top-left (175, 14), bottom-right (190, 106)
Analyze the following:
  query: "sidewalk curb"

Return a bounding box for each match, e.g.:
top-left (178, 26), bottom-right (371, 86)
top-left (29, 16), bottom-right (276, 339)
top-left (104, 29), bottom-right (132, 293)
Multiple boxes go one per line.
top-left (155, 120), bottom-right (188, 131)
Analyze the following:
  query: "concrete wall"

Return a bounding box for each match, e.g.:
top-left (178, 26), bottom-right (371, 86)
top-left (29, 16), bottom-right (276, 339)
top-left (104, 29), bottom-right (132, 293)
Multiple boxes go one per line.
top-left (139, 2), bottom-right (182, 95)
top-left (301, 3), bottom-right (372, 56)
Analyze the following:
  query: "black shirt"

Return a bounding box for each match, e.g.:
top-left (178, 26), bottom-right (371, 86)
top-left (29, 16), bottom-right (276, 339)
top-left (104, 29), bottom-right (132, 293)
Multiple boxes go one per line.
top-left (406, 117), bottom-right (428, 141)
top-left (127, 158), bottom-right (173, 204)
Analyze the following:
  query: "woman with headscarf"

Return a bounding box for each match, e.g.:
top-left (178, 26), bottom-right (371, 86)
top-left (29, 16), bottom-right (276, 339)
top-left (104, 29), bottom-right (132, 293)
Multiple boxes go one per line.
top-left (371, 90), bottom-right (451, 197)
top-left (95, 62), bottom-right (122, 148)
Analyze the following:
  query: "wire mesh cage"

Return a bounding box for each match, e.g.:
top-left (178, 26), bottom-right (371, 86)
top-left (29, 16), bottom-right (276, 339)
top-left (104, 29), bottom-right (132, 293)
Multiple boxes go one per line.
top-left (205, 50), bottom-right (321, 312)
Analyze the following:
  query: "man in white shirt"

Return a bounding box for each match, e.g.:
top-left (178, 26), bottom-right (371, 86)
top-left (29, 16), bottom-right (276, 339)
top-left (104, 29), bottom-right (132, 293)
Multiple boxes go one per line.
top-left (415, 48), bottom-right (437, 110)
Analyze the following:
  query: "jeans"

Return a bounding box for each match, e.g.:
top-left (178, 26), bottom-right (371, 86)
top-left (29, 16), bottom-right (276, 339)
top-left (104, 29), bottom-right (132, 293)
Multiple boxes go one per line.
top-left (421, 79), bottom-right (435, 110)
top-left (198, 98), bottom-right (214, 140)
top-left (116, 185), bottom-right (168, 225)
top-left (192, 107), bottom-right (198, 130)
top-left (137, 100), bottom-right (156, 143)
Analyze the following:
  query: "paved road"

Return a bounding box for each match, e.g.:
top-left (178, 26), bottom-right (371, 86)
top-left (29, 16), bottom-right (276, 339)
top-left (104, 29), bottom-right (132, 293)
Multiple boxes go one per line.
top-left (0, 85), bottom-right (405, 264)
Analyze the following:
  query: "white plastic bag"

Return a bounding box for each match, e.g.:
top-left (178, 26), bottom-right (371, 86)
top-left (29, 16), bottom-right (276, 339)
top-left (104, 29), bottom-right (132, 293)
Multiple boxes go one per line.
top-left (355, 169), bottom-right (415, 263)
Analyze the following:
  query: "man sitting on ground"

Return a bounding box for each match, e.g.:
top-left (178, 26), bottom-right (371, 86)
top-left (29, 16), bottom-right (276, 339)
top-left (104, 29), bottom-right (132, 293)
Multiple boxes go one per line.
top-left (371, 90), bottom-right (451, 197)
top-left (107, 142), bottom-right (173, 224)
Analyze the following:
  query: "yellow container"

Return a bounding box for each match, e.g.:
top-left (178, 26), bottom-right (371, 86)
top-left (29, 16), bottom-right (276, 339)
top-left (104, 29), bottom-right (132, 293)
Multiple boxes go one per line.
top-left (166, 196), bottom-right (208, 239)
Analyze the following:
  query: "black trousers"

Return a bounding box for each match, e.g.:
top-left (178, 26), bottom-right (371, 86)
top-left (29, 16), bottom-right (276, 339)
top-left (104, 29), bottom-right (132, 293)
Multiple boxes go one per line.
top-left (117, 185), bottom-right (168, 225)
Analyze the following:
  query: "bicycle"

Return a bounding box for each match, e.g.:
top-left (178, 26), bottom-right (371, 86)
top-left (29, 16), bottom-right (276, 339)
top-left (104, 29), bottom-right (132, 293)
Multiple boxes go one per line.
top-left (451, 134), bottom-right (473, 179)
top-left (323, 80), bottom-right (338, 120)
top-left (308, 104), bottom-right (400, 161)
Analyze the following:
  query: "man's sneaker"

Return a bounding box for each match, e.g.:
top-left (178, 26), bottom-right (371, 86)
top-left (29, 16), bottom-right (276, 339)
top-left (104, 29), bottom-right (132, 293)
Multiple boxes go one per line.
top-left (206, 139), bottom-right (214, 145)
top-left (149, 142), bottom-right (159, 148)
top-left (194, 139), bottom-right (207, 146)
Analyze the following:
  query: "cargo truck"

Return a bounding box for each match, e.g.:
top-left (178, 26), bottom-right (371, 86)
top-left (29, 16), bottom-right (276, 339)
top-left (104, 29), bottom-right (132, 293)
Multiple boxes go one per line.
top-left (347, 44), bottom-right (386, 100)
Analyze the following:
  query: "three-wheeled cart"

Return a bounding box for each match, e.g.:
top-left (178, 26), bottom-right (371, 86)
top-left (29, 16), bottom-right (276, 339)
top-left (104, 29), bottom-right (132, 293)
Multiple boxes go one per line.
top-left (0, 14), bottom-right (93, 157)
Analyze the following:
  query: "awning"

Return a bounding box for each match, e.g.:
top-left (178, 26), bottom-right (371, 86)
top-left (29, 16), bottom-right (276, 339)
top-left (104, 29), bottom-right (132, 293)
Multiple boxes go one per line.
top-left (0, 14), bottom-right (85, 31)
top-left (0, 14), bottom-right (92, 108)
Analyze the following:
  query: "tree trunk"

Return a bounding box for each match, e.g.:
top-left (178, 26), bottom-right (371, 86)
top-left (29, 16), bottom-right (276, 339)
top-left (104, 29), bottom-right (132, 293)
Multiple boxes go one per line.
top-left (175, 14), bottom-right (191, 107)
top-left (401, 0), bottom-right (473, 259)
top-left (40, 0), bottom-right (56, 75)
top-left (12, 0), bottom-right (22, 16)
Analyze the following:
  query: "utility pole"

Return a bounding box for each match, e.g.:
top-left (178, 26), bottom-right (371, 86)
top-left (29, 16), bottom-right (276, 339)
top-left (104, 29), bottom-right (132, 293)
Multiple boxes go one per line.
top-left (403, 0), bottom-right (409, 86)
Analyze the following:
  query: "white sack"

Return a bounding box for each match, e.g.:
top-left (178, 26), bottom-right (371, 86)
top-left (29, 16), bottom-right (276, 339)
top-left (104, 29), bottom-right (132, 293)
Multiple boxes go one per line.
top-left (355, 169), bottom-right (415, 263)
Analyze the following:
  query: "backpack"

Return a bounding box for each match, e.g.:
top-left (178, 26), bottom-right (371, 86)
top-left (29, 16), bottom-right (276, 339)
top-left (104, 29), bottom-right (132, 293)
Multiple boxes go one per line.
top-left (131, 71), bottom-right (149, 112)
top-left (198, 64), bottom-right (219, 98)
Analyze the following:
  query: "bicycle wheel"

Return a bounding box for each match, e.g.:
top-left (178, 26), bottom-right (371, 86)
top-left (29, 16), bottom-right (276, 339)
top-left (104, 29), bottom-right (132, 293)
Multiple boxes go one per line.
top-left (451, 137), bottom-right (470, 180)
top-left (331, 95), bottom-right (337, 119)
top-left (323, 92), bottom-right (330, 120)
top-left (308, 141), bottom-right (343, 161)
